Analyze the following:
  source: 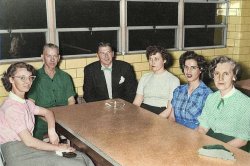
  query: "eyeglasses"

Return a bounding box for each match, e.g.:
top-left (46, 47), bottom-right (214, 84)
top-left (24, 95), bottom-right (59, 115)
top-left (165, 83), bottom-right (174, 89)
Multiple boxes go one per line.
top-left (183, 65), bottom-right (199, 71)
top-left (12, 75), bottom-right (36, 82)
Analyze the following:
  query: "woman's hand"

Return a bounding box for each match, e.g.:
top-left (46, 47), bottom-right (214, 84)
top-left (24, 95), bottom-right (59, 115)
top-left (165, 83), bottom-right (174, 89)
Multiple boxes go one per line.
top-left (197, 126), bottom-right (209, 134)
top-left (48, 128), bottom-right (59, 145)
top-left (58, 144), bottom-right (75, 152)
top-left (227, 138), bottom-right (247, 148)
top-left (133, 94), bottom-right (144, 107)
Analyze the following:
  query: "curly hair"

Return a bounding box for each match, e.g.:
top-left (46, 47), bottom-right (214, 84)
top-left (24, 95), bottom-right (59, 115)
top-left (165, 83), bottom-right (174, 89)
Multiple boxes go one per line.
top-left (146, 45), bottom-right (172, 69)
top-left (179, 51), bottom-right (208, 80)
top-left (209, 56), bottom-right (241, 81)
top-left (1, 62), bottom-right (36, 92)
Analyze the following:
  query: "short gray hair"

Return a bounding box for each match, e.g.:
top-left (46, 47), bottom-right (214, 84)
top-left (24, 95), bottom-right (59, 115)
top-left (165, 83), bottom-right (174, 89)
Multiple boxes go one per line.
top-left (209, 56), bottom-right (241, 81)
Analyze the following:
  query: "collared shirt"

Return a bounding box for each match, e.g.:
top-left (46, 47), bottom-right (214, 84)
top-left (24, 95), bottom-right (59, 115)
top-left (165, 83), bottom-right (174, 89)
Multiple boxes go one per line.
top-left (172, 81), bottom-right (212, 129)
top-left (28, 66), bottom-right (76, 108)
top-left (0, 92), bottom-right (39, 144)
top-left (101, 64), bottom-right (112, 99)
top-left (137, 71), bottom-right (180, 107)
top-left (198, 88), bottom-right (250, 141)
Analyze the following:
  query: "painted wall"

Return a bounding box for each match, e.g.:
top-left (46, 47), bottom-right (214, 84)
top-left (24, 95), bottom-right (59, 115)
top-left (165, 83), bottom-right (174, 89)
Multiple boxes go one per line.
top-left (0, 0), bottom-right (249, 102)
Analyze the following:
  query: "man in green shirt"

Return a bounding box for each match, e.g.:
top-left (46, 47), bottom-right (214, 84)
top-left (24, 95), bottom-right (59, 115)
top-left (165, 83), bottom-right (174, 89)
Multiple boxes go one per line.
top-left (28, 43), bottom-right (76, 140)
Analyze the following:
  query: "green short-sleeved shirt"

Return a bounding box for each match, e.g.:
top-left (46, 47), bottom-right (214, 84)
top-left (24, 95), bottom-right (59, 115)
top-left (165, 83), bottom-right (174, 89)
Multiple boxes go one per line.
top-left (198, 88), bottom-right (250, 141)
top-left (28, 66), bottom-right (76, 140)
top-left (28, 66), bottom-right (76, 108)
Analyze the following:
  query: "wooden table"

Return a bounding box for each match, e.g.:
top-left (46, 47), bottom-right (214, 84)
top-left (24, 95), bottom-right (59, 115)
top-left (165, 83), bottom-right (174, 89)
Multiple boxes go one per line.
top-left (51, 99), bottom-right (250, 166)
top-left (235, 79), bottom-right (250, 96)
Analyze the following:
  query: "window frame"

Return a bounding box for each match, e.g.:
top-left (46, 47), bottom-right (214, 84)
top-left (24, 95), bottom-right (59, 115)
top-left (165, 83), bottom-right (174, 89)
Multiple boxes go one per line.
top-left (0, 0), bottom-right (49, 63)
top-left (183, 0), bottom-right (229, 49)
top-left (126, 0), bottom-right (179, 53)
top-left (54, 0), bottom-right (121, 57)
top-left (0, 0), bottom-right (229, 62)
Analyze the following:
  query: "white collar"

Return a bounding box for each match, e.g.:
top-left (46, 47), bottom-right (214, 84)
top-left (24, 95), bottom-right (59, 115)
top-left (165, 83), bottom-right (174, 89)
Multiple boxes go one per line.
top-left (221, 87), bottom-right (236, 99)
top-left (9, 91), bottom-right (26, 104)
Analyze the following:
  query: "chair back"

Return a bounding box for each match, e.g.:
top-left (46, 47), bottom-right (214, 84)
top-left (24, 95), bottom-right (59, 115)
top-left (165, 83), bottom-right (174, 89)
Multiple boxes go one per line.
top-left (0, 145), bottom-right (5, 166)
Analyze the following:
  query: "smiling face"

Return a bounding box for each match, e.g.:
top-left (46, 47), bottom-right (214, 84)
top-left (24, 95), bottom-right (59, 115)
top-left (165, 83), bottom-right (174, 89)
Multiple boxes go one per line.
top-left (213, 62), bottom-right (235, 96)
top-left (97, 46), bottom-right (114, 67)
top-left (9, 68), bottom-right (34, 97)
top-left (184, 59), bottom-right (201, 83)
top-left (42, 47), bottom-right (60, 70)
top-left (149, 52), bottom-right (166, 74)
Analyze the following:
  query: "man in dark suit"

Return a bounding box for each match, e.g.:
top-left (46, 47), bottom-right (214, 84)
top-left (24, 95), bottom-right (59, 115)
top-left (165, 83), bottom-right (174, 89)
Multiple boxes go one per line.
top-left (83, 42), bottom-right (138, 103)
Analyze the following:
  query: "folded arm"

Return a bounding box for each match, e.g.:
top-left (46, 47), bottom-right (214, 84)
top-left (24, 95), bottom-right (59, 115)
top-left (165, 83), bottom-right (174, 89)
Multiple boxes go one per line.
top-left (18, 129), bottom-right (74, 152)
top-left (37, 107), bottom-right (59, 144)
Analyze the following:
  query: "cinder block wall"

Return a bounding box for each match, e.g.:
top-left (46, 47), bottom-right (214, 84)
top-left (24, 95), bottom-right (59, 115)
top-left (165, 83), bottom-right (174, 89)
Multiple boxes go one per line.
top-left (0, 0), bottom-right (249, 103)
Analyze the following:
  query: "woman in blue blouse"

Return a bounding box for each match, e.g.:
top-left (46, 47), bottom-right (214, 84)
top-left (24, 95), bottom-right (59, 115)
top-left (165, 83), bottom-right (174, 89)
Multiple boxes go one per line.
top-left (160, 51), bottom-right (212, 129)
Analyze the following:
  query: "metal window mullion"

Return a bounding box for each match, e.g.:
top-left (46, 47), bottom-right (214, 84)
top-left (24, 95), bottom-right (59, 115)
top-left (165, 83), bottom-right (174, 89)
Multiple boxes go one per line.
top-left (10, 29), bottom-right (48, 33)
top-left (57, 27), bottom-right (119, 32)
top-left (185, 45), bottom-right (225, 50)
top-left (0, 30), bottom-right (9, 33)
top-left (91, 0), bottom-right (120, 1)
top-left (0, 29), bottom-right (48, 33)
top-left (127, 0), bottom-right (179, 2)
top-left (46, 0), bottom-right (56, 44)
top-left (120, 0), bottom-right (126, 54)
top-left (184, 0), bottom-right (228, 3)
top-left (127, 26), bottom-right (177, 30)
top-left (92, 27), bottom-right (120, 31)
top-left (224, 1), bottom-right (229, 47)
top-left (184, 25), bottom-right (226, 28)
top-left (157, 26), bottom-right (178, 29)
top-left (178, 0), bottom-right (184, 50)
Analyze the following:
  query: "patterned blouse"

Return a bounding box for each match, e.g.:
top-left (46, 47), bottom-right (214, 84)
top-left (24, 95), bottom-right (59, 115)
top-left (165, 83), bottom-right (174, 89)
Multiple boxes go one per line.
top-left (172, 81), bottom-right (212, 129)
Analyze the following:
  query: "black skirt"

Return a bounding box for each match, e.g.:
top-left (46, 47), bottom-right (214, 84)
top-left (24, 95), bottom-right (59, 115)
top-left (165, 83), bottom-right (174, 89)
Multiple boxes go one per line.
top-left (141, 103), bottom-right (166, 115)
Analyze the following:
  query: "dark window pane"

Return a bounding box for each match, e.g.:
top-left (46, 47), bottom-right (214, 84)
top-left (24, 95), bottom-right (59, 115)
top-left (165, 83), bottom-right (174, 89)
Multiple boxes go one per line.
top-left (128, 2), bottom-right (178, 26)
top-left (184, 28), bottom-right (224, 47)
top-left (185, 3), bottom-right (225, 25)
top-left (0, 33), bottom-right (46, 59)
top-left (56, 0), bottom-right (119, 28)
top-left (0, 0), bottom-right (47, 29)
top-left (59, 31), bottom-right (118, 55)
top-left (129, 29), bottom-right (175, 51)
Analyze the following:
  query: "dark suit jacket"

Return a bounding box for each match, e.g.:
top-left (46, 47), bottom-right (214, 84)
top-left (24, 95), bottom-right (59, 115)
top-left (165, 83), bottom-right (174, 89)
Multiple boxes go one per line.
top-left (83, 60), bottom-right (138, 103)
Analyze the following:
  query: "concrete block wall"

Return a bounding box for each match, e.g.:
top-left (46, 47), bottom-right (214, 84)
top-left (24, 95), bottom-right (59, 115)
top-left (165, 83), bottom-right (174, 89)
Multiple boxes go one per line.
top-left (0, 0), bottom-right (249, 102)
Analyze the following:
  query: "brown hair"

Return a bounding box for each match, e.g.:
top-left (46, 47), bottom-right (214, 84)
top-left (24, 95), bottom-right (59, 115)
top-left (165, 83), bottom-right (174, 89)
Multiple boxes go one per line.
top-left (1, 62), bottom-right (36, 92)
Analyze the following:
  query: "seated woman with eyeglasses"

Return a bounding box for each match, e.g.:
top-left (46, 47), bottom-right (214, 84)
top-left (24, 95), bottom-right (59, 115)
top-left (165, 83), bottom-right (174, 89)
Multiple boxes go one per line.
top-left (198, 56), bottom-right (250, 151)
top-left (0, 62), bottom-right (94, 166)
top-left (160, 51), bottom-right (212, 129)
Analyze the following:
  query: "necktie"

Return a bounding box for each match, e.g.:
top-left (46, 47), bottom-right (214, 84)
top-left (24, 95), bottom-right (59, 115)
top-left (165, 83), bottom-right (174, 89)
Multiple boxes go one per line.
top-left (101, 66), bottom-right (112, 71)
top-left (217, 98), bottom-right (224, 110)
